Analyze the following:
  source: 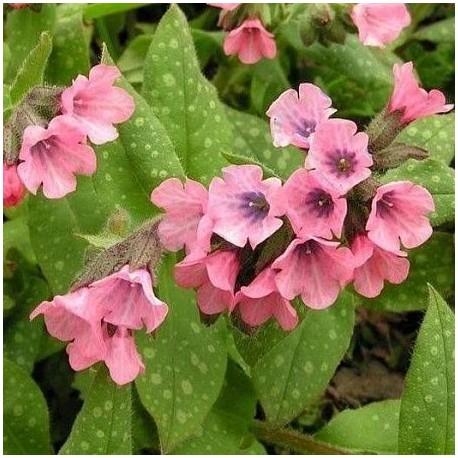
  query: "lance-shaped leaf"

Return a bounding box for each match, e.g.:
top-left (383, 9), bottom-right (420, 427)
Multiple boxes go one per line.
top-left (135, 254), bottom-right (228, 453)
top-left (398, 285), bottom-right (454, 454)
top-left (60, 366), bottom-right (132, 455)
top-left (142, 4), bottom-right (231, 184)
top-left (4, 358), bottom-right (53, 454)
top-left (46, 3), bottom-right (91, 85)
top-left (173, 361), bottom-right (265, 454)
top-left (315, 400), bottom-right (400, 454)
top-left (4, 4), bottom-right (56, 84)
top-left (9, 32), bottom-right (53, 107)
top-left (252, 292), bottom-right (356, 425)
top-left (396, 113), bottom-right (455, 165)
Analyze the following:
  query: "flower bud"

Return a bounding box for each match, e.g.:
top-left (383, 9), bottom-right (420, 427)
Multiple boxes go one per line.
top-left (372, 142), bottom-right (429, 170)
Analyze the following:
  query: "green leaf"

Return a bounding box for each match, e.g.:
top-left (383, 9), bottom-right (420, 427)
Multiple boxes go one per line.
top-left (117, 34), bottom-right (152, 85)
top-left (3, 358), bottom-right (53, 454)
top-left (398, 286), bottom-right (454, 454)
top-left (173, 361), bottom-right (264, 454)
top-left (84, 3), bottom-right (146, 20)
top-left (361, 232), bottom-right (454, 312)
top-left (4, 4), bottom-right (56, 83)
top-left (9, 32), bottom-right (53, 106)
top-left (135, 254), bottom-right (228, 453)
top-left (305, 36), bottom-right (395, 117)
top-left (381, 158), bottom-right (454, 226)
top-left (413, 17), bottom-right (455, 43)
top-left (4, 274), bottom-right (50, 372)
top-left (221, 152), bottom-right (279, 179)
top-left (3, 216), bottom-right (36, 265)
top-left (96, 47), bottom-right (185, 225)
top-left (46, 4), bottom-right (91, 85)
top-left (28, 178), bottom-right (109, 294)
top-left (396, 113), bottom-right (455, 165)
top-left (224, 106), bottom-right (303, 180)
top-left (142, 4), bottom-right (231, 184)
top-left (191, 28), bottom-right (224, 69)
top-left (315, 400), bottom-right (400, 454)
top-left (132, 387), bottom-right (160, 454)
top-left (60, 366), bottom-right (132, 455)
top-left (252, 292), bottom-right (356, 425)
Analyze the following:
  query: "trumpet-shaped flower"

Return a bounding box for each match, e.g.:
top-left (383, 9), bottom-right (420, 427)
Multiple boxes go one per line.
top-left (207, 165), bottom-right (284, 249)
top-left (351, 234), bottom-right (410, 298)
top-left (388, 62), bottom-right (454, 124)
top-left (31, 266), bottom-right (168, 385)
top-left (17, 115), bottom-right (96, 199)
top-left (266, 83), bottom-right (336, 149)
top-left (351, 3), bottom-right (411, 48)
top-left (366, 181), bottom-right (434, 252)
top-left (273, 237), bottom-right (354, 309)
top-left (3, 162), bottom-right (25, 207)
top-left (150, 178), bottom-right (210, 253)
top-left (306, 118), bottom-right (373, 194)
top-left (61, 64), bottom-right (135, 145)
top-left (223, 18), bottom-right (276, 64)
top-left (236, 267), bottom-right (298, 331)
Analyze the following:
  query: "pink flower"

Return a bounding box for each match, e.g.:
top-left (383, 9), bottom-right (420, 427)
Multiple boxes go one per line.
top-left (273, 237), bottom-right (354, 309)
top-left (61, 64), bottom-right (135, 145)
top-left (31, 266), bottom-right (168, 385)
top-left (207, 165), bottom-right (284, 249)
top-left (223, 18), bottom-right (277, 64)
top-left (3, 163), bottom-right (25, 207)
top-left (351, 4), bottom-right (411, 48)
top-left (235, 267), bottom-right (298, 331)
top-left (388, 62), bottom-right (454, 124)
top-left (366, 181), bottom-right (434, 252)
top-left (150, 178), bottom-right (210, 253)
top-left (174, 249), bottom-right (240, 315)
top-left (30, 288), bottom-right (107, 372)
top-left (273, 168), bottom-right (347, 239)
top-left (208, 3), bottom-right (240, 11)
top-left (306, 118), bottom-right (373, 194)
top-left (17, 115), bottom-right (96, 199)
top-left (351, 234), bottom-right (410, 298)
top-left (266, 83), bottom-right (336, 149)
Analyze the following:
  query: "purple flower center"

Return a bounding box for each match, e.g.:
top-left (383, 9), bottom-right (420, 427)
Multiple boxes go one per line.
top-left (326, 150), bottom-right (356, 177)
top-left (376, 191), bottom-right (396, 218)
top-left (296, 121), bottom-right (315, 139)
top-left (239, 191), bottom-right (270, 221)
top-left (297, 240), bottom-right (320, 257)
top-left (33, 136), bottom-right (58, 155)
top-left (106, 322), bottom-right (118, 337)
top-left (304, 188), bottom-right (334, 218)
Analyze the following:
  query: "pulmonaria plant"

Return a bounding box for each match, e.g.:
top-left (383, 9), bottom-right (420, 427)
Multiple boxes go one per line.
top-left (4, 64), bottom-right (134, 202)
top-left (31, 266), bottom-right (168, 386)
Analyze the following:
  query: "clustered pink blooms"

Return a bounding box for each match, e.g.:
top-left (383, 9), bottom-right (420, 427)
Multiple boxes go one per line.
top-left (153, 64), bottom-right (448, 329)
top-left (7, 64), bottom-right (134, 204)
top-left (31, 266), bottom-right (168, 385)
top-left (3, 162), bottom-right (25, 207)
top-left (351, 3), bottom-right (411, 48)
top-left (209, 3), bottom-right (277, 64)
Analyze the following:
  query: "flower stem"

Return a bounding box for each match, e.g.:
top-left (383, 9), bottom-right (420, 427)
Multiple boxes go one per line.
top-left (251, 420), bottom-right (351, 455)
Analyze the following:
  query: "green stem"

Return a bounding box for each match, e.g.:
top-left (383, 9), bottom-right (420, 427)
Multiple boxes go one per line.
top-left (251, 420), bottom-right (351, 455)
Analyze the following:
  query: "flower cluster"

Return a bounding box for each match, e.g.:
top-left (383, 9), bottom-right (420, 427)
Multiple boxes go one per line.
top-left (209, 3), bottom-right (276, 64)
top-left (152, 59), bottom-right (452, 332)
top-left (3, 64), bottom-right (134, 204)
top-left (31, 266), bottom-right (168, 385)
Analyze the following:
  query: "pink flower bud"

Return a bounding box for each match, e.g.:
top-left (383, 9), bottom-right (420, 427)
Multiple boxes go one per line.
top-left (3, 162), bottom-right (25, 207)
